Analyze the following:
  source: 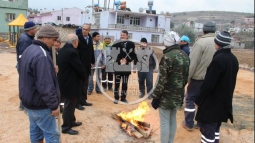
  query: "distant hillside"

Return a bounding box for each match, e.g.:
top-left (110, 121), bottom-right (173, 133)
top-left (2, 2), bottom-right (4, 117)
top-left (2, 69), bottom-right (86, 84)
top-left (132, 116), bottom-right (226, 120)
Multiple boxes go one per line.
top-left (170, 11), bottom-right (254, 27)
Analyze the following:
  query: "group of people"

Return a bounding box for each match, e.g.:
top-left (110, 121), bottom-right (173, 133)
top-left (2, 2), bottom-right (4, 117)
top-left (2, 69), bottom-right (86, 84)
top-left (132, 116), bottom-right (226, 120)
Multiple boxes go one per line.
top-left (16, 20), bottom-right (239, 143)
top-left (151, 21), bottom-right (239, 143)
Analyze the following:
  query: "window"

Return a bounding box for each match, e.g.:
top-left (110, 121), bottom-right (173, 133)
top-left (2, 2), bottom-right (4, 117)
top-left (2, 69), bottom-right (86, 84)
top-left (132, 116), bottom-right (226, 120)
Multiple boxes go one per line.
top-left (94, 15), bottom-right (100, 24)
top-left (151, 35), bottom-right (159, 43)
top-left (128, 33), bottom-right (132, 39)
top-left (5, 13), bottom-right (15, 21)
top-left (66, 17), bottom-right (70, 21)
top-left (130, 17), bottom-right (140, 25)
top-left (117, 15), bottom-right (124, 24)
top-left (57, 16), bottom-right (61, 20)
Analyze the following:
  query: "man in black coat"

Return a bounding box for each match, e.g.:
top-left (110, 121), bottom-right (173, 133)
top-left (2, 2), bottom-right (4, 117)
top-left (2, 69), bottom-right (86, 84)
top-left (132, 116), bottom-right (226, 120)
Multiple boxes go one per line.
top-left (57, 34), bottom-right (86, 135)
top-left (76, 24), bottom-right (94, 110)
top-left (194, 31), bottom-right (239, 143)
top-left (112, 30), bottom-right (137, 104)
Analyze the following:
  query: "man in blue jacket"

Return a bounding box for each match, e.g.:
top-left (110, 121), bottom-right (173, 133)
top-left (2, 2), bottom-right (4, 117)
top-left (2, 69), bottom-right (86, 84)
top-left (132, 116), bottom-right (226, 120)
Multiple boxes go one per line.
top-left (19, 24), bottom-right (60, 143)
top-left (16, 21), bottom-right (38, 111)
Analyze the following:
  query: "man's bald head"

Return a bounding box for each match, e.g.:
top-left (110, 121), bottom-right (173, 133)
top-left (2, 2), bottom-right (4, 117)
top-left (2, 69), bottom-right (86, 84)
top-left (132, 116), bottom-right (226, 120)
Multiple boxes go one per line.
top-left (67, 34), bottom-right (79, 48)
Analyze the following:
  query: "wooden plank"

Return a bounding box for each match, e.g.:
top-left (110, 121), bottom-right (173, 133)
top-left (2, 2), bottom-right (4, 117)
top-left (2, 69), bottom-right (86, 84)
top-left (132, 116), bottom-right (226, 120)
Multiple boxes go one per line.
top-left (137, 121), bottom-right (150, 128)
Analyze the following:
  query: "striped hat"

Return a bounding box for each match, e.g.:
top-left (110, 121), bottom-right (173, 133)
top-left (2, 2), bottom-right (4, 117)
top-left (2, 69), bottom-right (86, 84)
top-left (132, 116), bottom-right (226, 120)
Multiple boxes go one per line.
top-left (214, 31), bottom-right (232, 47)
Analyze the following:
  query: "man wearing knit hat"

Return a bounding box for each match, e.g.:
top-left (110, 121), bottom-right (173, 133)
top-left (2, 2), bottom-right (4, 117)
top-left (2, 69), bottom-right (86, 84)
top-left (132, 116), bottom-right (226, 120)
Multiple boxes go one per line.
top-left (151, 31), bottom-right (190, 143)
top-left (179, 35), bottom-right (190, 55)
top-left (16, 21), bottom-right (38, 111)
top-left (182, 21), bottom-right (217, 131)
top-left (102, 35), bottom-right (114, 92)
top-left (19, 24), bottom-right (60, 143)
top-left (195, 31), bottom-right (239, 143)
top-left (88, 32), bottom-right (105, 95)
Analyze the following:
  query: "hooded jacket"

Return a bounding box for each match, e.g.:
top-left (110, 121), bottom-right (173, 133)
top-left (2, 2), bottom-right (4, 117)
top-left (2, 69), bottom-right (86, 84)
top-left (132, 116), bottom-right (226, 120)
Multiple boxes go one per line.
top-left (19, 40), bottom-right (60, 110)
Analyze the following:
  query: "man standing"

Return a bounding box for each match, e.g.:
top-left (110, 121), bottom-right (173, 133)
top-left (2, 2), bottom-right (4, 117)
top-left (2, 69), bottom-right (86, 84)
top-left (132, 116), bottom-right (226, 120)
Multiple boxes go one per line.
top-left (19, 24), bottom-right (60, 143)
top-left (88, 32), bottom-right (105, 95)
top-left (182, 21), bottom-right (217, 131)
top-left (151, 31), bottom-right (190, 143)
top-left (57, 34), bottom-right (86, 135)
top-left (195, 31), bottom-right (239, 143)
top-left (112, 30), bottom-right (136, 104)
top-left (76, 24), bottom-right (94, 110)
top-left (179, 35), bottom-right (190, 56)
top-left (102, 35), bottom-right (114, 92)
top-left (16, 21), bottom-right (38, 111)
top-left (136, 38), bottom-right (156, 99)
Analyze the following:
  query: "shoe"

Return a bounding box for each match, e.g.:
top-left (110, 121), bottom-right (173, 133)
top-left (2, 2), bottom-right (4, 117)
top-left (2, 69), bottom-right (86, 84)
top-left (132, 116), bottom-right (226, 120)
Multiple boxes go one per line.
top-left (88, 91), bottom-right (92, 95)
top-left (81, 101), bottom-right (93, 106)
top-left (19, 106), bottom-right (24, 111)
top-left (139, 93), bottom-right (145, 98)
top-left (75, 104), bottom-right (85, 110)
top-left (114, 99), bottom-right (118, 104)
top-left (96, 91), bottom-right (102, 94)
top-left (182, 120), bottom-right (193, 131)
top-left (62, 129), bottom-right (78, 135)
top-left (120, 99), bottom-right (128, 103)
top-left (73, 122), bottom-right (82, 127)
top-left (194, 123), bottom-right (200, 129)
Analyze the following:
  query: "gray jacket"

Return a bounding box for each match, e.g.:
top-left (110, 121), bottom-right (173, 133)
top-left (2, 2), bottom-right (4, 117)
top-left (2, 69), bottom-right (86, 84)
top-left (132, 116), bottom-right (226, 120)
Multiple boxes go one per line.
top-left (188, 33), bottom-right (216, 81)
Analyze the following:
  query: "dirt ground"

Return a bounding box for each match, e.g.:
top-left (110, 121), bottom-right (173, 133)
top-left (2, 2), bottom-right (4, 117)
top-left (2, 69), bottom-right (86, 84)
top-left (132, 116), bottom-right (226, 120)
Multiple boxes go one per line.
top-left (0, 45), bottom-right (254, 143)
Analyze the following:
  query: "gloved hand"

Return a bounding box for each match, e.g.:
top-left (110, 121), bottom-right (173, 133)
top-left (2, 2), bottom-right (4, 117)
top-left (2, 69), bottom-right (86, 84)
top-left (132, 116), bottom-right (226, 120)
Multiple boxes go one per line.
top-left (151, 99), bottom-right (160, 110)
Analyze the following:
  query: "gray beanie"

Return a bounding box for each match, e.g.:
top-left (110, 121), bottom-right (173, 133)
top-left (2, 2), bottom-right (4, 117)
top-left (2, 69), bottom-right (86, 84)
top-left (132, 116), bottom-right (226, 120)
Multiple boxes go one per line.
top-left (37, 24), bottom-right (59, 38)
top-left (104, 35), bottom-right (111, 39)
top-left (203, 21), bottom-right (216, 32)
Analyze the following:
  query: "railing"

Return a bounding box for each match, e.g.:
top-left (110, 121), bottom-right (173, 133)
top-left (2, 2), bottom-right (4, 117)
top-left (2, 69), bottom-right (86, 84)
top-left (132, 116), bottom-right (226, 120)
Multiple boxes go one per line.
top-left (91, 24), bottom-right (100, 29)
top-left (108, 24), bottom-right (164, 33)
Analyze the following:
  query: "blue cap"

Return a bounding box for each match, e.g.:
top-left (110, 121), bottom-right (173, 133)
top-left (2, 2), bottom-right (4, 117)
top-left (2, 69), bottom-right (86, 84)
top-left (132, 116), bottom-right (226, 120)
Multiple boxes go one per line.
top-left (180, 35), bottom-right (190, 43)
top-left (24, 21), bottom-right (37, 31)
top-left (75, 28), bottom-right (82, 35)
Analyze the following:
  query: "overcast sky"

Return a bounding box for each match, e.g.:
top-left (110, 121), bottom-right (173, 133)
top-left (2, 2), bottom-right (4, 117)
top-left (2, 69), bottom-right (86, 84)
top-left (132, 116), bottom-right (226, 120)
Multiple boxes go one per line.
top-left (28, 0), bottom-right (254, 14)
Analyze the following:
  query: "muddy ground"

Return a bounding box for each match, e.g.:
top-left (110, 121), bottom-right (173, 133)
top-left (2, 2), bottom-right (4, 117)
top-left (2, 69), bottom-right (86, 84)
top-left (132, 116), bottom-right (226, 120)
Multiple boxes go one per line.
top-left (0, 44), bottom-right (254, 143)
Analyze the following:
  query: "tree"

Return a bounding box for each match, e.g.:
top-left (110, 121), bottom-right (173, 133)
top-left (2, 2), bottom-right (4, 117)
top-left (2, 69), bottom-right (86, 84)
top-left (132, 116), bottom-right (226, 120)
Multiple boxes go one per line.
top-left (230, 20), bottom-right (235, 28)
top-left (170, 21), bottom-right (175, 29)
top-left (173, 25), bottom-right (196, 45)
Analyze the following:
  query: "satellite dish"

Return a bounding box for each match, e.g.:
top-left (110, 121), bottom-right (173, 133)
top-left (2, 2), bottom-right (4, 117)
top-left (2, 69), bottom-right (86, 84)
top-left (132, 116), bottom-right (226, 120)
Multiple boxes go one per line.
top-left (160, 11), bottom-right (164, 15)
top-left (139, 7), bottom-right (143, 13)
top-left (85, 9), bottom-right (90, 14)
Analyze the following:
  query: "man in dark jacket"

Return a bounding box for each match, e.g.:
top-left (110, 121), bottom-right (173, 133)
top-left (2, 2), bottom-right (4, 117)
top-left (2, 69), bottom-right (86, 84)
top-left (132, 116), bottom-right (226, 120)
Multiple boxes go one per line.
top-left (76, 24), bottom-right (94, 110)
top-left (179, 35), bottom-right (190, 56)
top-left (151, 31), bottom-right (190, 143)
top-left (16, 21), bottom-right (38, 111)
top-left (112, 30), bottom-right (137, 104)
top-left (57, 34), bottom-right (86, 135)
top-left (136, 37), bottom-right (156, 99)
top-left (195, 31), bottom-right (239, 143)
top-left (19, 24), bottom-right (60, 143)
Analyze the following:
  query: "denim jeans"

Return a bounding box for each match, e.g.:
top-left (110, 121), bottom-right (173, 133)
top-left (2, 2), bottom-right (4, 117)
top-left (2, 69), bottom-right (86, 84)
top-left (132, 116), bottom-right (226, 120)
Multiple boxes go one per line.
top-left (25, 108), bottom-right (60, 143)
top-left (159, 108), bottom-right (177, 143)
top-left (88, 69), bottom-right (101, 92)
top-left (138, 68), bottom-right (153, 96)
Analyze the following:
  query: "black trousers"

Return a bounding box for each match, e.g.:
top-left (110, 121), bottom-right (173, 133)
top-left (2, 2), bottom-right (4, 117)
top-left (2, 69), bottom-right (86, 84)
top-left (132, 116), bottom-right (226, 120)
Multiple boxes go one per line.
top-left (200, 122), bottom-right (221, 143)
top-left (77, 75), bottom-right (89, 104)
top-left (114, 74), bottom-right (129, 100)
top-left (62, 98), bottom-right (77, 132)
top-left (102, 69), bottom-right (113, 89)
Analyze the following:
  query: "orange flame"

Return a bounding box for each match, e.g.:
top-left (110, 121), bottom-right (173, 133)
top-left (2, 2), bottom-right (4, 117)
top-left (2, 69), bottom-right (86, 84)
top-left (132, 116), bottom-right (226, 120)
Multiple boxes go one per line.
top-left (117, 101), bottom-right (150, 126)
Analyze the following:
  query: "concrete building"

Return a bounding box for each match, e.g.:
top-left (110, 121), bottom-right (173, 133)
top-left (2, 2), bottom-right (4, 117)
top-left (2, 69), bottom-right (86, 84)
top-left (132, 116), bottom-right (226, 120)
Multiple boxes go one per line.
top-left (0, 0), bottom-right (28, 32)
top-left (27, 7), bottom-right (85, 26)
top-left (88, 10), bottom-right (170, 44)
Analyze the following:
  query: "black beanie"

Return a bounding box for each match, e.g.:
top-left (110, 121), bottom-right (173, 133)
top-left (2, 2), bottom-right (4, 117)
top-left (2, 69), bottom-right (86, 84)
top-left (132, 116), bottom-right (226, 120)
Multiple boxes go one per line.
top-left (214, 31), bottom-right (232, 47)
top-left (92, 32), bottom-right (99, 38)
top-left (140, 37), bottom-right (147, 43)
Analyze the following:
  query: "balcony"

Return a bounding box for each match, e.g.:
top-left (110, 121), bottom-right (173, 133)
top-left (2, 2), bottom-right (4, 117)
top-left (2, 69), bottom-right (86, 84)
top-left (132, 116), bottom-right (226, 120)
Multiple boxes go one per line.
top-left (108, 24), bottom-right (164, 33)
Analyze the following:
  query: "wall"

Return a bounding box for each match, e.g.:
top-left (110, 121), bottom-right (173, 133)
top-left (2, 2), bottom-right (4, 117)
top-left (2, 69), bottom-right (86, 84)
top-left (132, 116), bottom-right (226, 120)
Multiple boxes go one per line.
top-left (100, 11), bottom-right (110, 28)
top-left (140, 16), bottom-right (146, 27)
top-left (108, 13), bottom-right (116, 24)
top-left (145, 16), bottom-right (156, 28)
top-left (165, 17), bottom-right (170, 32)
top-left (157, 15), bottom-right (165, 29)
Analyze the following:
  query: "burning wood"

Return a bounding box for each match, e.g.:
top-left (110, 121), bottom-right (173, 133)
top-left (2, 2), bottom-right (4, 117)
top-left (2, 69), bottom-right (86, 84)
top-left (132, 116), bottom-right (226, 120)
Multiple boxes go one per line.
top-left (111, 101), bottom-right (152, 138)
